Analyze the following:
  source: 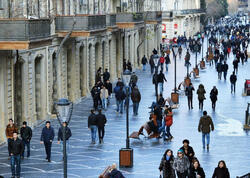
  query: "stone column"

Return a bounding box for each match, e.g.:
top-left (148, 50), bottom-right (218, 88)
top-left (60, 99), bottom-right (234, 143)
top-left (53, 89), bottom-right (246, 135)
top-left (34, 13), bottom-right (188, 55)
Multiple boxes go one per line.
top-left (83, 41), bottom-right (89, 95)
top-left (124, 33), bottom-right (129, 61)
top-left (109, 37), bottom-right (116, 82)
top-left (75, 43), bottom-right (81, 99)
top-left (65, 0), bottom-right (69, 15)
top-left (89, 43), bottom-right (95, 88)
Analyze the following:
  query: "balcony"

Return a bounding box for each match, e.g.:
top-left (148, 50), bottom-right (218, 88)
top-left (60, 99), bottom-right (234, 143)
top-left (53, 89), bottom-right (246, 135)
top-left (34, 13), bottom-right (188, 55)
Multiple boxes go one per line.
top-left (144, 11), bottom-right (162, 24)
top-left (55, 15), bottom-right (106, 37)
top-left (106, 14), bottom-right (118, 31)
top-left (0, 19), bottom-right (51, 50)
top-left (116, 12), bottom-right (144, 29)
top-left (175, 9), bottom-right (206, 16)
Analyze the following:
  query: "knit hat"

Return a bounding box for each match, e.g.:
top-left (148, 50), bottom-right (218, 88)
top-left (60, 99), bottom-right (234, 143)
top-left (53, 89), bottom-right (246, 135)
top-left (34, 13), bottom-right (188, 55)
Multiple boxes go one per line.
top-left (177, 149), bottom-right (184, 153)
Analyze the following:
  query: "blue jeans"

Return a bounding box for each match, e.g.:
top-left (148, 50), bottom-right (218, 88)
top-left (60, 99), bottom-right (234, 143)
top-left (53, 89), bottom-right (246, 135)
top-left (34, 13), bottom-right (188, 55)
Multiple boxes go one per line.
top-left (143, 64), bottom-right (146, 71)
top-left (102, 98), bottom-right (107, 109)
top-left (90, 125), bottom-right (97, 143)
top-left (60, 140), bottom-right (70, 154)
top-left (11, 155), bottom-right (21, 177)
top-left (150, 65), bottom-right (154, 74)
top-left (117, 100), bottom-right (124, 113)
top-left (133, 102), bottom-right (139, 115)
top-left (165, 64), bottom-right (168, 71)
top-left (158, 120), bottom-right (166, 139)
top-left (22, 140), bottom-right (30, 157)
top-left (159, 82), bottom-right (163, 94)
top-left (202, 133), bottom-right (210, 147)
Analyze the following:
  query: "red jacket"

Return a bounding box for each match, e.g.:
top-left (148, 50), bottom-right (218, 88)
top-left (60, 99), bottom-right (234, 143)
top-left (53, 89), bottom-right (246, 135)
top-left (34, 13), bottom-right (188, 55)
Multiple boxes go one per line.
top-left (160, 57), bottom-right (165, 64)
top-left (165, 112), bottom-right (173, 127)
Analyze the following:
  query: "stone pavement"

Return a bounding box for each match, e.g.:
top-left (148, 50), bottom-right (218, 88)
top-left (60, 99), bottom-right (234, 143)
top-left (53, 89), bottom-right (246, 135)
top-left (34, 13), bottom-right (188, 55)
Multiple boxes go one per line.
top-left (0, 40), bottom-right (250, 178)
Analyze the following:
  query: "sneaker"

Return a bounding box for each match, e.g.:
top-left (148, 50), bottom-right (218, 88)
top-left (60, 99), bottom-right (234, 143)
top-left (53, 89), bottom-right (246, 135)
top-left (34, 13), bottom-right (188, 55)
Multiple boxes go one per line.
top-left (48, 159), bottom-right (51, 162)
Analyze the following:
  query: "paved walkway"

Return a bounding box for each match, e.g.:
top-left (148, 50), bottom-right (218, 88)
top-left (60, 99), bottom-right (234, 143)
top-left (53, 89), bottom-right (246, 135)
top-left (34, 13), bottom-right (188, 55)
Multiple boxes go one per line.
top-left (0, 39), bottom-right (250, 178)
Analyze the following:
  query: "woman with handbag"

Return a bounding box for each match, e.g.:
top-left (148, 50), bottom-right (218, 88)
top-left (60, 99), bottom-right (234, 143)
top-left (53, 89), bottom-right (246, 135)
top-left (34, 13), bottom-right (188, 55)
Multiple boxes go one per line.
top-left (159, 149), bottom-right (176, 178)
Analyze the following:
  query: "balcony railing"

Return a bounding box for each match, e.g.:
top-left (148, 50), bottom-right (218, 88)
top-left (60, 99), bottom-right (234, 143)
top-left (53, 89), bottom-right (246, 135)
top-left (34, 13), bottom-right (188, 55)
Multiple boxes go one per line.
top-left (0, 19), bottom-right (50, 41)
top-left (55, 15), bottom-right (106, 32)
top-left (116, 13), bottom-right (144, 23)
top-left (144, 11), bottom-right (162, 22)
top-left (175, 9), bottom-right (206, 15)
top-left (106, 14), bottom-right (117, 27)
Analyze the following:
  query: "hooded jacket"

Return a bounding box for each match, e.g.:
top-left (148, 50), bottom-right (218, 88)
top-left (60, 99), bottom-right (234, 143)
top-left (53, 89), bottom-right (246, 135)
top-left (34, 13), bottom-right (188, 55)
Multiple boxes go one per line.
top-left (198, 115), bottom-right (214, 133)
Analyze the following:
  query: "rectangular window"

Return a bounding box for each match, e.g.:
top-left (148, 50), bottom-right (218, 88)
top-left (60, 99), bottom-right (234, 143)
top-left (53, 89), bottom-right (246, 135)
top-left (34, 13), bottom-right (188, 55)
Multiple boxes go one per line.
top-left (0, 0), bottom-right (3, 9)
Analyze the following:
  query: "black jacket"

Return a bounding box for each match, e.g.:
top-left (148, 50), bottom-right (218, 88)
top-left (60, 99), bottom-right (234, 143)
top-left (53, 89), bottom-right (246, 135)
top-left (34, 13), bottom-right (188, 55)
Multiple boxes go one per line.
top-left (40, 126), bottom-right (55, 143)
top-left (57, 126), bottom-right (72, 141)
top-left (222, 64), bottom-right (228, 72)
top-left (212, 167), bottom-right (230, 178)
top-left (96, 113), bottom-right (107, 127)
top-left (157, 73), bottom-right (167, 83)
top-left (88, 113), bottom-right (97, 127)
top-left (103, 72), bottom-right (110, 81)
top-left (180, 145), bottom-right (195, 163)
top-left (20, 126), bottom-right (32, 142)
top-left (108, 169), bottom-right (125, 178)
top-left (189, 167), bottom-right (205, 178)
top-left (105, 82), bottom-right (113, 95)
top-left (9, 138), bottom-right (24, 155)
top-left (230, 74), bottom-right (237, 83)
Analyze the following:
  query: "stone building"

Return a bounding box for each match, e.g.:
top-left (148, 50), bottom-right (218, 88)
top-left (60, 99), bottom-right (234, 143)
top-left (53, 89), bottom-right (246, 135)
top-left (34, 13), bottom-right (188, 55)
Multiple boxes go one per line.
top-left (161, 0), bottom-right (204, 40)
top-left (0, 0), bottom-right (162, 143)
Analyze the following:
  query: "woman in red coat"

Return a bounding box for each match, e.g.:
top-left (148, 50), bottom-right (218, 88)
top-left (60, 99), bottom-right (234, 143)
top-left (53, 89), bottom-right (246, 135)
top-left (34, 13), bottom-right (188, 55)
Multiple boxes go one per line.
top-left (165, 108), bottom-right (173, 141)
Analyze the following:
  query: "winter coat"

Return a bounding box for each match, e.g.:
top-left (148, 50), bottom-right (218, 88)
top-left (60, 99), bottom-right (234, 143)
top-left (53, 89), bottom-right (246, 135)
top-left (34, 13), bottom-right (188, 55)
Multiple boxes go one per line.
top-left (210, 89), bottom-right (218, 102)
top-left (103, 72), bottom-right (110, 82)
top-left (5, 124), bottom-right (18, 139)
top-left (198, 115), bottom-right (214, 133)
top-left (158, 73), bottom-right (167, 83)
top-left (216, 63), bottom-right (222, 72)
top-left (186, 86), bottom-right (195, 97)
top-left (159, 155), bottom-right (176, 178)
top-left (212, 167), bottom-right (230, 178)
top-left (165, 55), bottom-right (170, 64)
top-left (115, 88), bottom-right (126, 101)
top-left (222, 64), bottom-right (228, 72)
top-left (141, 56), bottom-right (148, 65)
top-left (179, 146), bottom-right (195, 163)
top-left (88, 113), bottom-right (97, 127)
top-left (173, 155), bottom-right (190, 173)
top-left (230, 74), bottom-right (237, 84)
top-left (189, 167), bottom-right (205, 178)
top-left (130, 74), bottom-right (138, 85)
top-left (165, 112), bottom-right (173, 127)
top-left (108, 169), bottom-right (125, 178)
top-left (40, 126), bottom-right (55, 143)
top-left (100, 88), bottom-right (109, 99)
top-left (8, 138), bottom-right (24, 156)
top-left (96, 113), bottom-right (107, 127)
top-left (105, 83), bottom-right (112, 95)
top-left (197, 87), bottom-right (206, 101)
top-left (20, 126), bottom-right (32, 142)
top-left (131, 88), bottom-right (141, 103)
top-left (57, 126), bottom-right (72, 141)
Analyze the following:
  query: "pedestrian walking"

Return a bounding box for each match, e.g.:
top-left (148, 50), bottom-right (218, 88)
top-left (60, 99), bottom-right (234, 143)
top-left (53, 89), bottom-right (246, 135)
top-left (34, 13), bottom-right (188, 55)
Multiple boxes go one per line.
top-left (184, 51), bottom-right (191, 67)
top-left (165, 54), bottom-right (171, 72)
top-left (6, 119), bottom-right (18, 158)
top-left (160, 56), bottom-right (165, 71)
top-left (233, 58), bottom-right (239, 74)
top-left (196, 84), bottom-right (206, 110)
top-left (103, 69), bottom-right (110, 83)
top-left (141, 55), bottom-right (148, 71)
top-left (216, 61), bottom-right (222, 80)
top-left (40, 121), bottom-right (55, 162)
top-left (189, 159), bottom-right (205, 178)
top-left (20, 121), bottom-right (32, 158)
top-left (115, 86), bottom-right (126, 114)
top-left (130, 72), bottom-right (138, 88)
top-left (127, 60), bottom-right (132, 72)
top-left (222, 61), bottom-right (228, 80)
top-left (173, 149), bottom-right (190, 178)
top-left (131, 86), bottom-right (141, 116)
top-left (104, 80), bottom-right (112, 106)
top-left (198, 111), bottom-right (214, 150)
top-left (210, 86), bottom-right (218, 110)
top-left (95, 67), bottom-right (102, 83)
top-left (9, 132), bottom-right (24, 178)
top-left (100, 86), bottom-right (109, 110)
top-left (230, 71), bottom-right (237, 93)
top-left (57, 122), bottom-right (72, 156)
top-left (165, 108), bottom-right (173, 141)
top-left (159, 149), bottom-right (176, 178)
top-left (96, 109), bottom-right (107, 144)
top-left (179, 139), bottom-right (195, 164)
top-left (212, 160), bottom-right (230, 178)
top-left (178, 46), bottom-right (182, 59)
top-left (185, 83), bottom-right (195, 110)
top-left (157, 70), bottom-right (167, 94)
top-left (149, 54), bottom-right (155, 74)
top-left (88, 110), bottom-right (97, 144)
top-left (91, 85), bottom-right (100, 110)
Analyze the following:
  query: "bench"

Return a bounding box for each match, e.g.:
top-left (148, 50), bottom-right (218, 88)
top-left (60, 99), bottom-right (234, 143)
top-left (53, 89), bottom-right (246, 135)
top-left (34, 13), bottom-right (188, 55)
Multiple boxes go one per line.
top-left (99, 166), bottom-right (111, 178)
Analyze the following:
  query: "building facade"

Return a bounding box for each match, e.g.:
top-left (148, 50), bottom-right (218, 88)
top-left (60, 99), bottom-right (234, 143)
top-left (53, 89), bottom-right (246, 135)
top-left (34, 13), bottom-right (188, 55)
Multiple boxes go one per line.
top-left (0, 0), bottom-right (162, 143)
top-left (161, 0), bottom-right (204, 40)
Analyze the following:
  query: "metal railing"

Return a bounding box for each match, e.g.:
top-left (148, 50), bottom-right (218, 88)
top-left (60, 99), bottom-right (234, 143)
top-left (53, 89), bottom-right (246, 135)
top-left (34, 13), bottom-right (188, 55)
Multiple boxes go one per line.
top-left (144, 11), bottom-right (162, 21)
top-left (0, 19), bottom-right (50, 41)
top-left (236, 173), bottom-right (250, 178)
top-left (175, 9), bottom-right (206, 15)
top-left (116, 12), bottom-right (144, 23)
top-left (106, 14), bottom-right (116, 27)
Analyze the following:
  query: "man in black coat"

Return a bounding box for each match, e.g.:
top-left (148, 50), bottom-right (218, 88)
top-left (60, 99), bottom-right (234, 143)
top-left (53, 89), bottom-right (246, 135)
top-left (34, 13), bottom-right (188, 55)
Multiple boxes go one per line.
top-left (88, 110), bottom-right (97, 144)
top-left (57, 122), bottom-right (72, 156)
top-left (40, 121), bottom-right (55, 162)
top-left (230, 71), bottom-right (237, 93)
top-left (157, 70), bottom-right (167, 94)
top-left (9, 132), bottom-right (24, 178)
top-left (180, 139), bottom-right (195, 164)
top-left (222, 61), bottom-right (228, 80)
top-left (104, 80), bottom-right (112, 106)
top-left (96, 109), bottom-right (107, 144)
top-left (185, 83), bottom-right (195, 110)
top-left (20, 121), bottom-right (32, 158)
top-left (103, 69), bottom-right (110, 83)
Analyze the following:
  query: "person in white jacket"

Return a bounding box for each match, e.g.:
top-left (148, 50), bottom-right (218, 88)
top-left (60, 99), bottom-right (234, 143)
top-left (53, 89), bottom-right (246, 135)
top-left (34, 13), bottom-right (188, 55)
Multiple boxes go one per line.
top-left (100, 86), bottom-right (109, 110)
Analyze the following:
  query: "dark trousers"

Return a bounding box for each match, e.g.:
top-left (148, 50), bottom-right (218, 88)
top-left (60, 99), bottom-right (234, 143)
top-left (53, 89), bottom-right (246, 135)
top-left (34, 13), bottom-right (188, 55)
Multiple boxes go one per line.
top-left (187, 96), bottom-right (193, 109)
top-left (44, 142), bottom-right (52, 160)
top-left (98, 126), bottom-right (105, 142)
top-left (93, 98), bottom-right (98, 110)
top-left (177, 171), bottom-right (188, 178)
top-left (223, 71), bottom-right (227, 80)
top-left (212, 101), bottom-right (216, 110)
top-left (166, 126), bottom-right (172, 138)
top-left (8, 138), bottom-right (11, 156)
top-left (22, 140), bottom-right (30, 157)
top-left (11, 155), bottom-right (21, 177)
top-left (199, 99), bottom-right (204, 110)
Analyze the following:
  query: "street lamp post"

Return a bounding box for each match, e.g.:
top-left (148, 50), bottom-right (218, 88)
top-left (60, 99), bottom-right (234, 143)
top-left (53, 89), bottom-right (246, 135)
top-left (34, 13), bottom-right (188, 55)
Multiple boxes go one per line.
top-left (202, 33), bottom-right (204, 60)
top-left (171, 43), bottom-right (179, 104)
top-left (153, 54), bottom-right (159, 102)
top-left (119, 70), bottom-right (133, 168)
top-left (54, 98), bottom-right (73, 178)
